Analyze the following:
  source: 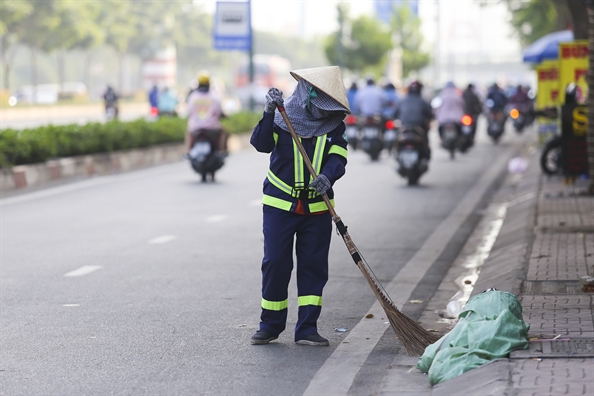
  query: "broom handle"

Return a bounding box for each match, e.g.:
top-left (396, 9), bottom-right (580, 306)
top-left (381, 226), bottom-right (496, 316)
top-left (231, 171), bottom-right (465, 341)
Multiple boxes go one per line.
top-left (277, 106), bottom-right (337, 218)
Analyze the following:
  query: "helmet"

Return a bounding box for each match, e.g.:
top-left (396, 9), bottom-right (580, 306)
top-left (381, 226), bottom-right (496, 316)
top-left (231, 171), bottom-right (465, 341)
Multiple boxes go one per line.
top-left (197, 70), bottom-right (210, 85)
top-left (408, 80), bottom-right (423, 93)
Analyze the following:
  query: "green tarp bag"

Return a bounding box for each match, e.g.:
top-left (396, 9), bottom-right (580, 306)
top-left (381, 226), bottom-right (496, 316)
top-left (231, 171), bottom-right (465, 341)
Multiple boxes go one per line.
top-left (417, 290), bottom-right (529, 386)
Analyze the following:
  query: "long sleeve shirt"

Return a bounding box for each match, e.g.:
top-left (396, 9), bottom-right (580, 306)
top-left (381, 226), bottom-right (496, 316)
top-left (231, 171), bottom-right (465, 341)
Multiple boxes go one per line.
top-left (251, 111), bottom-right (348, 214)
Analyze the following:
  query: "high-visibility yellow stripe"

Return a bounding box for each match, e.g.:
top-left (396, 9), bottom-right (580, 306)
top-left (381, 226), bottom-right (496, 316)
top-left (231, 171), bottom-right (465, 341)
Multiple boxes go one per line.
top-left (309, 199), bottom-right (334, 213)
top-left (262, 195), bottom-right (293, 211)
top-left (294, 137), bottom-right (305, 190)
top-left (298, 295), bottom-right (322, 307)
top-left (273, 132), bottom-right (279, 144)
top-left (267, 170), bottom-right (293, 196)
top-left (262, 298), bottom-right (289, 311)
top-left (312, 135), bottom-right (327, 176)
top-left (329, 145), bottom-right (348, 159)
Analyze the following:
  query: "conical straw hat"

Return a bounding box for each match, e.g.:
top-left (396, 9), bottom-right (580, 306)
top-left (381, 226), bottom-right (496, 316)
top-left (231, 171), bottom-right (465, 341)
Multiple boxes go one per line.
top-left (290, 66), bottom-right (351, 114)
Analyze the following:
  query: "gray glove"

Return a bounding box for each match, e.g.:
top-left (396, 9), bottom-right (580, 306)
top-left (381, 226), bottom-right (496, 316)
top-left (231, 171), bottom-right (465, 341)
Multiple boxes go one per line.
top-left (309, 174), bottom-right (331, 195)
top-left (264, 88), bottom-right (284, 113)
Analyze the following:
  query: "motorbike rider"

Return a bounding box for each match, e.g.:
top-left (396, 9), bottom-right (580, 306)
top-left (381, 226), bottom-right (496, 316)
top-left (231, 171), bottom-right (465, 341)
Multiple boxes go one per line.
top-left (346, 81), bottom-right (359, 114)
top-left (185, 71), bottom-right (228, 156)
top-left (103, 85), bottom-right (119, 118)
top-left (393, 80), bottom-right (434, 163)
top-left (382, 82), bottom-right (399, 120)
top-left (435, 81), bottom-right (465, 141)
top-left (486, 82), bottom-right (508, 112)
top-left (148, 84), bottom-right (159, 112)
top-left (157, 86), bottom-right (178, 117)
top-left (462, 83), bottom-right (482, 141)
top-left (509, 84), bottom-right (534, 119)
top-left (462, 84), bottom-right (482, 120)
top-left (354, 77), bottom-right (386, 118)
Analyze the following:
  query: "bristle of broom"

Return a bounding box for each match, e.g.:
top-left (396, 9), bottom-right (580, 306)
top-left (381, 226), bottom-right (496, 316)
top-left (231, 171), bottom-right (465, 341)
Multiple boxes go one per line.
top-left (381, 301), bottom-right (441, 356)
top-left (356, 260), bottom-right (441, 356)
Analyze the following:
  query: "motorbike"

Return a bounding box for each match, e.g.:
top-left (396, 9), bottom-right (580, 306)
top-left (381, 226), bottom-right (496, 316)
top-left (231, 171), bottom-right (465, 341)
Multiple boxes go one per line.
top-left (105, 103), bottom-right (119, 121)
top-left (395, 126), bottom-right (428, 185)
top-left (360, 115), bottom-right (384, 161)
top-left (540, 135), bottom-right (562, 175)
top-left (345, 114), bottom-right (359, 151)
top-left (188, 129), bottom-right (226, 182)
top-left (439, 121), bottom-right (461, 159)
top-left (459, 114), bottom-right (475, 153)
top-left (486, 106), bottom-right (506, 144)
top-left (509, 105), bottom-right (534, 134)
top-left (383, 119), bottom-right (398, 155)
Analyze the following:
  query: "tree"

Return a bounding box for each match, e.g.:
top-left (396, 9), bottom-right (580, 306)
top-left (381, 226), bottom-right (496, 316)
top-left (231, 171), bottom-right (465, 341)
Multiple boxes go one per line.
top-left (390, 4), bottom-right (430, 78)
top-left (0, 0), bottom-right (33, 91)
top-left (324, 8), bottom-right (392, 76)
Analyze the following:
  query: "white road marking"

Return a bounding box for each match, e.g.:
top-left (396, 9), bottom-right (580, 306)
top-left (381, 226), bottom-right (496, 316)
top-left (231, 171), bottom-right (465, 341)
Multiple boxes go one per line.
top-left (64, 265), bottom-right (103, 277)
top-left (63, 304), bottom-right (80, 307)
top-left (149, 235), bottom-right (177, 244)
top-left (206, 215), bottom-right (227, 223)
top-left (304, 147), bottom-right (517, 395)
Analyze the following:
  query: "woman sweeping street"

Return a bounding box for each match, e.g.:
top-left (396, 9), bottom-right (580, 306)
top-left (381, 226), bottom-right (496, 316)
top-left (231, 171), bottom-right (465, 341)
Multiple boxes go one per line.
top-left (250, 66), bottom-right (351, 346)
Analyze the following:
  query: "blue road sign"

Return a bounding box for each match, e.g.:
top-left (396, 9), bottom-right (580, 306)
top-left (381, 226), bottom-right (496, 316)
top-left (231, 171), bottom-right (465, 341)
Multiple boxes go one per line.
top-left (213, 1), bottom-right (252, 51)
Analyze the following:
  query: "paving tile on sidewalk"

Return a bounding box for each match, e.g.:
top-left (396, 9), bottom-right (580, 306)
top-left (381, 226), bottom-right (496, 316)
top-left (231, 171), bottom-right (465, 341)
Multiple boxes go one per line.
top-left (511, 358), bottom-right (594, 396)
top-left (522, 295), bottom-right (594, 336)
top-left (527, 233), bottom-right (590, 281)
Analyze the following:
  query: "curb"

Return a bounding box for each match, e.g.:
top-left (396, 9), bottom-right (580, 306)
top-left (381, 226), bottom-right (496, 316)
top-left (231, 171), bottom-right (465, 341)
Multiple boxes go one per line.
top-left (0, 133), bottom-right (253, 193)
top-left (432, 147), bottom-right (541, 395)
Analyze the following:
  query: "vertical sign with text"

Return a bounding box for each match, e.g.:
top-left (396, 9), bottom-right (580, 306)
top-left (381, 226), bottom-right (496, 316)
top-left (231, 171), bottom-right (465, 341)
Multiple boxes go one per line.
top-left (558, 41), bottom-right (589, 104)
top-left (213, 1), bottom-right (251, 51)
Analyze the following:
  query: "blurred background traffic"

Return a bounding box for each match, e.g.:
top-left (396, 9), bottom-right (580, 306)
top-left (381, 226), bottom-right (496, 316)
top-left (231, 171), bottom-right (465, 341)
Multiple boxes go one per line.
top-left (0, 0), bottom-right (542, 111)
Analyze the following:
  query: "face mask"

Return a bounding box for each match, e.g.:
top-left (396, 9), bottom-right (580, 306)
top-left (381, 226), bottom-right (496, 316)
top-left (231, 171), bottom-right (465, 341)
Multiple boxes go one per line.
top-left (309, 105), bottom-right (330, 119)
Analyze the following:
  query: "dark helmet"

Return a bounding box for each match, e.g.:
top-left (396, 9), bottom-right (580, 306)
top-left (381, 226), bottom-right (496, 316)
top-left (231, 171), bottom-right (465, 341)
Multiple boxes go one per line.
top-left (408, 80), bottom-right (423, 93)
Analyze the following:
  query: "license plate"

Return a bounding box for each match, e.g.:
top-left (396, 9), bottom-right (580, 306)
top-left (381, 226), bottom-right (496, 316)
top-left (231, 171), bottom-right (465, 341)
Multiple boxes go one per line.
top-left (363, 127), bottom-right (378, 138)
top-left (444, 129), bottom-right (457, 139)
top-left (384, 130), bottom-right (397, 141)
top-left (346, 126), bottom-right (358, 138)
top-left (399, 149), bottom-right (419, 168)
top-left (190, 141), bottom-right (211, 158)
top-left (462, 125), bottom-right (472, 135)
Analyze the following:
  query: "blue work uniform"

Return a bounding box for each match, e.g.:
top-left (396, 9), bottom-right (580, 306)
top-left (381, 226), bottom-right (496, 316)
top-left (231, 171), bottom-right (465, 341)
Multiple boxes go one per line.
top-left (251, 111), bottom-right (348, 340)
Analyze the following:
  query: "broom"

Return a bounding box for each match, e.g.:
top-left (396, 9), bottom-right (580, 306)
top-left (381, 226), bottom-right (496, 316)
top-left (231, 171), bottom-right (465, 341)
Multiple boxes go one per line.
top-left (277, 106), bottom-right (440, 356)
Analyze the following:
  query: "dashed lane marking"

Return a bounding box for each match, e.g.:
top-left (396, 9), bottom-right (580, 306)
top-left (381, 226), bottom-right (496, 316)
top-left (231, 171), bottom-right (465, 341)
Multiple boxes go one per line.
top-left (148, 235), bottom-right (177, 244)
top-left (64, 265), bottom-right (103, 277)
top-left (206, 215), bottom-right (227, 223)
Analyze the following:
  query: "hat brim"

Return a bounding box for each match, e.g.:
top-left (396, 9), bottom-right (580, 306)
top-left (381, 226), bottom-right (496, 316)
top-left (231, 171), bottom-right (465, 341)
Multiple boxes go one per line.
top-left (290, 66), bottom-right (351, 114)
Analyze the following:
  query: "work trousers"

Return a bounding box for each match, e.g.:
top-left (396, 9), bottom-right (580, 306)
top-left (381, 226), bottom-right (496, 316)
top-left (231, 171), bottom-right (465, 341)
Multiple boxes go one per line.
top-left (259, 205), bottom-right (332, 341)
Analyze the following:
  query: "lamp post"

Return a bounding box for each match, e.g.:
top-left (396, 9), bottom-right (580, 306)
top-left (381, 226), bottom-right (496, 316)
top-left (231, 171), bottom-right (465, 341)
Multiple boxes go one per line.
top-left (587, 0), bottom-right (594, 193)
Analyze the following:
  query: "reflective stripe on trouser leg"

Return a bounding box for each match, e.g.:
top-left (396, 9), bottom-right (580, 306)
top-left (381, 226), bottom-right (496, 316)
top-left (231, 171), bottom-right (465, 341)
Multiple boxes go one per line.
top-left (294, 211), bottom-right (332, 341)
top-left (259, 206), bottom-right (297, 336)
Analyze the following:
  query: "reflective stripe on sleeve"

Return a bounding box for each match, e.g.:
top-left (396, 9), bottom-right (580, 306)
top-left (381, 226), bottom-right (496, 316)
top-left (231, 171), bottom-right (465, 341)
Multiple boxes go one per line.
top-left (328, 145), bottom-right (348, 159)
top-left (298, 295), bottom-right (322, 307)
top-left (262, 298), bottom-right (289, 311)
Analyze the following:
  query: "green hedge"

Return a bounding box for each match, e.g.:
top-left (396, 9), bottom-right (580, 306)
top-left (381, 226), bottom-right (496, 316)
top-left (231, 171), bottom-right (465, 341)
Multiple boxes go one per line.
top-left (0, 112), bottom-right (262, 168)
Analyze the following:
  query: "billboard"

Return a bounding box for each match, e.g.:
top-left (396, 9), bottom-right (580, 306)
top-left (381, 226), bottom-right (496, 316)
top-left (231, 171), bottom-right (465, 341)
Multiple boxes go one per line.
top-left (213, 1), bottom-right (252, 51)
top-left (535, 60), bottom-right (560, 145)
top-left (558, 40), bottom-right (588, 104)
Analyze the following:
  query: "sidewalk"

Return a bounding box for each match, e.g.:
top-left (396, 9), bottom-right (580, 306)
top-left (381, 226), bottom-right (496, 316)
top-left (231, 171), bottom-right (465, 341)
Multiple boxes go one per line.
top-left (385, 147), bottom-right (594, 395)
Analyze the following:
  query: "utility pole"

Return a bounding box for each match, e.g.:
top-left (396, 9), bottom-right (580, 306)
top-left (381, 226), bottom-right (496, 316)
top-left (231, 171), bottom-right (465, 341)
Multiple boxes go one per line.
top-left (587, 0), bottom-right (594, 193)
top-left (248, 0), bottom-right (255, 111)
top-left (337, 3), bottom-right (346, 70)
